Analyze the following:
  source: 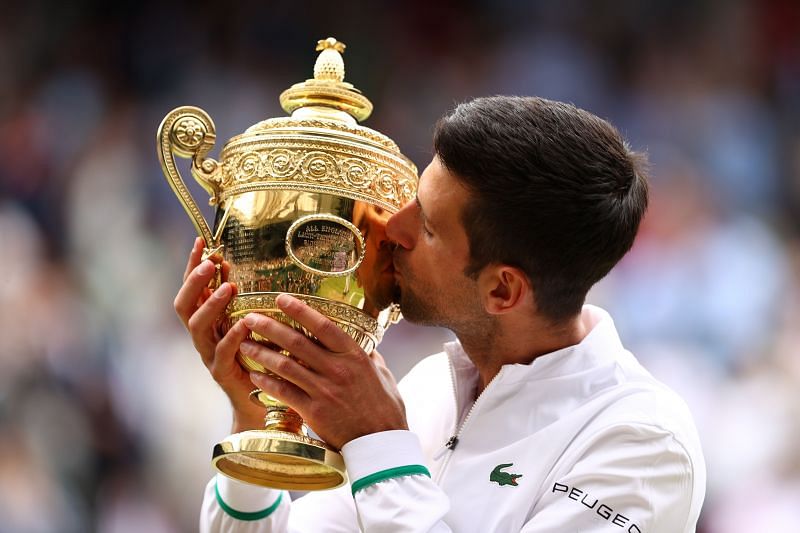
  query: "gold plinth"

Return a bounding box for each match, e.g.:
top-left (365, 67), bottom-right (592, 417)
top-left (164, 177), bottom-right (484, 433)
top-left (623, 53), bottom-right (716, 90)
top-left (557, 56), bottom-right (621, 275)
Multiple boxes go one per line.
top-left (212, 430), bottom-right (346, 490)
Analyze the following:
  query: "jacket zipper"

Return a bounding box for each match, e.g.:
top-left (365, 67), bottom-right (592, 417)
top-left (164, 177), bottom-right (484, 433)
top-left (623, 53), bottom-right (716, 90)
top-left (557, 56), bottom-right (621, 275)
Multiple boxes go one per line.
top-left (433, 361), bottom-right (505, 482)
top-left (433, 357), bottom-right (460, 469)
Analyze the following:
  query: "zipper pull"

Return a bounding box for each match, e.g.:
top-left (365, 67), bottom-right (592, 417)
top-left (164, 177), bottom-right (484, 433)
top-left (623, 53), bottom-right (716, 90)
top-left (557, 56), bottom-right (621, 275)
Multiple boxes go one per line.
top-left (433, 435), bottom-right (459, 460)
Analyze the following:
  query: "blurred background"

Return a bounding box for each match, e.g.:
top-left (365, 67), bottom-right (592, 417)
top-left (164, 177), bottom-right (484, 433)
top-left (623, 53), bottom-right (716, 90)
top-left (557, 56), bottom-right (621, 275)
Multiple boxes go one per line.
top-left (1, 0), bottom-right (799, 531)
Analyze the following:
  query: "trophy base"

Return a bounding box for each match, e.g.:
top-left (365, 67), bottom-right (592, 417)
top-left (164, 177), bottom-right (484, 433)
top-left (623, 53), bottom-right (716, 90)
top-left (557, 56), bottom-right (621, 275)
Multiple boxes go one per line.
top-left (211, 429), bottom-right (347, 491)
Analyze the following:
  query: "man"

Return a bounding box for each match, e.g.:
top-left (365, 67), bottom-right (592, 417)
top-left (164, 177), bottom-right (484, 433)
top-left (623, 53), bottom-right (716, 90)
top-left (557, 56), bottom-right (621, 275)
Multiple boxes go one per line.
top-left (175, 96), bottom-right (706, 532)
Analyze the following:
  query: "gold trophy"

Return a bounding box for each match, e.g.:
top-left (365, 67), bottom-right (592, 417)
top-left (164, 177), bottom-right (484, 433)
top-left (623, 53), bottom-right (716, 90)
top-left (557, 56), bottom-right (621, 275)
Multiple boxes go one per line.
top-left (157, 38), bottom-right (417, 490)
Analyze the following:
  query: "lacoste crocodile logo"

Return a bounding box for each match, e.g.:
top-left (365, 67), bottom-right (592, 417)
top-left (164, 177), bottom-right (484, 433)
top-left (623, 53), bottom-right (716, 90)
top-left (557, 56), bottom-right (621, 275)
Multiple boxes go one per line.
top-left (490, 463), bottom-right (523, 486)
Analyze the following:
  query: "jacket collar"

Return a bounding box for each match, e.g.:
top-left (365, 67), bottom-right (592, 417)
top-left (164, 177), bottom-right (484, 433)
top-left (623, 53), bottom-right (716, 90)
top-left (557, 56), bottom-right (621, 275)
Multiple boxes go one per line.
top-left (443, 305), bottom-right (626, 394)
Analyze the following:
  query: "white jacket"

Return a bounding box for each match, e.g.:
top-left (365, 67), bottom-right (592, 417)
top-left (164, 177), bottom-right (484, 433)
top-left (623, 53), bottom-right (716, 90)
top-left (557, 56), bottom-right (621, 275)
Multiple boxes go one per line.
top-left (200, 306), bottom-right (706, 532)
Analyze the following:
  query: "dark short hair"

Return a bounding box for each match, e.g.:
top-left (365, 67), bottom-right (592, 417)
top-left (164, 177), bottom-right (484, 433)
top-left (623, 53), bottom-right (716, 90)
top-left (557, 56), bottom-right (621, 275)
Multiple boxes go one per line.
top-left (433, 96), bottom-right (649, 322)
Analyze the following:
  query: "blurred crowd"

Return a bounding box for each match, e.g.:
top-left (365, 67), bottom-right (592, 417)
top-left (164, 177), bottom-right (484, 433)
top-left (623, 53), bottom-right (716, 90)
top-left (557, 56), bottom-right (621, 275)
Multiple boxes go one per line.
top-left (1, 0), bottom-right (799, 531)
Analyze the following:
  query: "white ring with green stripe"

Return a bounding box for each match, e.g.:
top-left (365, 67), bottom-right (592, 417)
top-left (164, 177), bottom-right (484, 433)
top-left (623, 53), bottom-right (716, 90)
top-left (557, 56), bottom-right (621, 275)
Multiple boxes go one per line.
top-left (341, 430), bottom-right (431, 495)
top-left (215, 481), bottom-right (284, 521)
top-left (350, 464), bottom-right (431, 495)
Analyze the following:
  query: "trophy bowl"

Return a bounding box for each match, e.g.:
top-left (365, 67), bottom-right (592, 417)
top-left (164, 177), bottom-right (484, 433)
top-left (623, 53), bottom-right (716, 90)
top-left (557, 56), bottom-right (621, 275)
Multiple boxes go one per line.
top-left (157, 38), bottom-right (417, 490)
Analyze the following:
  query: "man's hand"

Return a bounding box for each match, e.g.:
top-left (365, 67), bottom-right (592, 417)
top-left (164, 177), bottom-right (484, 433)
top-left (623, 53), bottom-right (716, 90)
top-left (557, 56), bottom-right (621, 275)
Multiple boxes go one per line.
top-left (241, 294), bottom-right (408, 450)
top-left (173, 237), bottom-right (265, 433)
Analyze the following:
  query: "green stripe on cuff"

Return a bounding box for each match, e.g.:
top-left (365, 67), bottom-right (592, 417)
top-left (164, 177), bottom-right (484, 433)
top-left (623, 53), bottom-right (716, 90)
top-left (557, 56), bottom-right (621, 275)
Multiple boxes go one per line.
top-left (215, 482), bottom-right (283, 521)
top-left (351, 464), bottom-right (431, 495)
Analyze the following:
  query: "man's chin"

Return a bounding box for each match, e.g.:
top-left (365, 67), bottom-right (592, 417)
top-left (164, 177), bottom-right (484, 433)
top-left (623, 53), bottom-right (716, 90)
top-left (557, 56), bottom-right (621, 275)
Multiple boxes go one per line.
top-left (395, 292), bottom-right (440, 327)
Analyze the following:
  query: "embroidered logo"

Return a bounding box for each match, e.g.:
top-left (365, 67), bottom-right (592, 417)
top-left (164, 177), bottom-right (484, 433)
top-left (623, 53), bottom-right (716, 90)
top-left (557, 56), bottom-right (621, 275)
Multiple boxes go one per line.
top-left (490, 463), bottom-right (523, 486)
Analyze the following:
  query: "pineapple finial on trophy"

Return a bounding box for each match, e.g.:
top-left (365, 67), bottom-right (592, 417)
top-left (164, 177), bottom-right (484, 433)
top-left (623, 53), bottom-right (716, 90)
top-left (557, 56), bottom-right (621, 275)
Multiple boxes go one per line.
top-left (280, 36), bottom-right (372, 123)
top-left (314, 37), bottom-right (346, 82)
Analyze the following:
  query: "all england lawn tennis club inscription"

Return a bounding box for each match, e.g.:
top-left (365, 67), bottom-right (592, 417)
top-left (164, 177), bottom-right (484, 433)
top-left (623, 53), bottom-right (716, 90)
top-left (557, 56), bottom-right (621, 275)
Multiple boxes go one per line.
top-left (290, 221), bottom-right (359, 274)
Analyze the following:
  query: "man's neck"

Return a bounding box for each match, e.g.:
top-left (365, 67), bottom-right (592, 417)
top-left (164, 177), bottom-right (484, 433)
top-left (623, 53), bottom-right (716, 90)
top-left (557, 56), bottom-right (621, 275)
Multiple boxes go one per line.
top-left (455, 311), bottom-right (589, 394)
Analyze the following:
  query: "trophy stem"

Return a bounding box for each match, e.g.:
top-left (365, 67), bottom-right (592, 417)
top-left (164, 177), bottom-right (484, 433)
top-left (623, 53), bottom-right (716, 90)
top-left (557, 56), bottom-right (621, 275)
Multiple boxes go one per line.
top-left (211, 387), bottom-right (347, 490)
top-left (250, 388), bottom-right (306, 435)
top-left (264, 405), bottom-right (304, 434)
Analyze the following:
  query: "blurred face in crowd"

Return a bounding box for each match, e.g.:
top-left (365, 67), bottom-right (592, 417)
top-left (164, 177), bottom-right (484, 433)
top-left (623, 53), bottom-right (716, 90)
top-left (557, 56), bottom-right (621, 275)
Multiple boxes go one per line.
top-left (386, 157), bottom-right (486, 333)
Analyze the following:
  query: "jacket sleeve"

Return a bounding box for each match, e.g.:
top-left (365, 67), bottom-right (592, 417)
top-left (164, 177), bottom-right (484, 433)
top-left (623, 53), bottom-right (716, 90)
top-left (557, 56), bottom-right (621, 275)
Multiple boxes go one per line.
top-left (200, 475), bottom-right (288, 533)
top-left (341, 430), bottom-right (453, 533)
top-left (199, 431), bottom-right (452, 533)
top-left (520, 423), bottom-right (705, 533)
top-left (200, 471), bottom-right (359, 532)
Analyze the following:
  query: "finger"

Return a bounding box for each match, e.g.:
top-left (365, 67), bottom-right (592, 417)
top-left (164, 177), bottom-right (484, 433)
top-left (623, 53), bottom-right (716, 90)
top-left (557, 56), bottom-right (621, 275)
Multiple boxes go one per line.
top-left (240, 340), bottom-right (320, 393)
top-left (370, 350), bottom-right (398, 387)
top-left (221, 260), bottom-right (232, 283)
top-left (274, 294), bottom-right (357, 354)
top-left (187, 282), bottom-right (234, 357)
top-left (250, 372), bottom-right (310, 413)
top-left (211, 318), bottom-right (251, 373)
top-left (183, 237), bottom-right (205, 282)
top-left (174, 259), bottom-right (218, 326)
top-left (243, 313), bottom-right (331, 370)
top-left (369, 350), bottom-right (387, 367)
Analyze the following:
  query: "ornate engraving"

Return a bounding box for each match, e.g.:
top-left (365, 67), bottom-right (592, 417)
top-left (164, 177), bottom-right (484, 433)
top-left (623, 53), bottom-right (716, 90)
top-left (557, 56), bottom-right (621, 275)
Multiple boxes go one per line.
top-left (375, 170), bottom-right (398, 199)
top-left (174, 117), bottom-right (205, 149)
top-left (260, 429), bottom-right (332, 451)
top-left (226, 293), bottom-right (382, 354)
top-left (341, 158), bottom-right (371, 188)
top-left (246, 118), bottom-right (400, 151)
top-left (238, 152), bottom-right (261, 181)
top-left (201, 159), bottom-right (219, 175)
top-left (301, 151), bottom-right (339, 182)
top-left (228, 293), bottom-right (378, 333)
top-left (397, 179), bottom-right (414, 202)
top-left (285, 214), bottom-right (366, 277)
top-left (279, 83), bottom-right (373, 123)
top-left (217, 141), bottom-right (416, 211)
top-left (229, 116), bottom-right (416, 212)
top-left (267, 148), bottom-right (299, 178)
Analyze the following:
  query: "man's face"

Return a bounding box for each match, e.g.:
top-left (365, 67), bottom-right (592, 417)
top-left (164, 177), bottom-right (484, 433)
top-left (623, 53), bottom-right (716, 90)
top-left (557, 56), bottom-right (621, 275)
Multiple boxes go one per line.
top-left (386, 157), bottom-right (485, 331)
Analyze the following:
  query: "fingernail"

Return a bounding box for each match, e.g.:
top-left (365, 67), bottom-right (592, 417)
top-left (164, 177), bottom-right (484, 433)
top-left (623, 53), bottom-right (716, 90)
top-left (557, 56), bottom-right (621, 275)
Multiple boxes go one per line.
top-left (213, 283), bottom-right (230, 299)
top-left (198, 260), bottom-right (213, 275)
top-left (240, 340), bottom-right (257, 355)
top-left (243, 314), bottom-right (258, 328)
top-left (275, 294), bottom-right (292, 309)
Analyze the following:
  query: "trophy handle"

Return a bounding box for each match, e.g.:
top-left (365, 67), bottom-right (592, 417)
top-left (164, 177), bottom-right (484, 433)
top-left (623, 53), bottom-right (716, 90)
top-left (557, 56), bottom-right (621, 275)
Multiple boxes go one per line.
top-left (157, 106), bottom-right (221, 247)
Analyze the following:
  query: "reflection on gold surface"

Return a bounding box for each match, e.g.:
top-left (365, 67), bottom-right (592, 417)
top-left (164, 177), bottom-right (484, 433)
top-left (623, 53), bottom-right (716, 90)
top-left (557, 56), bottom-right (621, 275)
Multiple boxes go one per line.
top-left (216, 190), bottom-right (369, 310)
top-left (353, 202), bottom-right (396, 317)
top-left (214, 191), bottom-right (397, 321)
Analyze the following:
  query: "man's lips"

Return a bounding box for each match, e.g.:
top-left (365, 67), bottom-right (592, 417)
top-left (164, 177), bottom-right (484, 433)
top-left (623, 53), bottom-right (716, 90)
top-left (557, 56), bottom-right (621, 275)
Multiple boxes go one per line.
top-left (379, 259), bottom-right (394, 274)
top-left (391, 256), bottom-right (401, 276)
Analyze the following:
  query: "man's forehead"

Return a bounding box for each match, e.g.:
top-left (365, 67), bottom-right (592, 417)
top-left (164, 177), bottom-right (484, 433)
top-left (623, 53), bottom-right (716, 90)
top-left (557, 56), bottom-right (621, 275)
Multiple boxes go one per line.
top-left (420, 156), bottom-right (468, 193)
top-left (416, 160), bottom-right (440, 217)
top-left (418, 156), bottom-right (446, 193)
top-left (417, 158), bottom-right (471, 224)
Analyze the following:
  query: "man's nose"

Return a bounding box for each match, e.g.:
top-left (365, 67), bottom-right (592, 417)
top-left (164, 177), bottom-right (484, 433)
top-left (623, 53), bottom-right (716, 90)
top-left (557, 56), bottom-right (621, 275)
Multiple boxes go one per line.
top-left (386, 201), bottom-right (415, 250)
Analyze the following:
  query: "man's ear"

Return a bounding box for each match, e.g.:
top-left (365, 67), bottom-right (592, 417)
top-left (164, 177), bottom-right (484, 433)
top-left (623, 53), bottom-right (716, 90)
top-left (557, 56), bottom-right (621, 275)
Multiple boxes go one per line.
top-left (478, 265), bottom-right (532, 315)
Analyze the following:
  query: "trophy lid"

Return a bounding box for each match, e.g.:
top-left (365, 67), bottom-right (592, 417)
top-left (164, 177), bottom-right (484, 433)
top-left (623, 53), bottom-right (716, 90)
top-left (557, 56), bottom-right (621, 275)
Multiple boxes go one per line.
top-left (278, 37), bottom-right (373, 123)
top-left (215, 38), bottom-right (417, 212)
